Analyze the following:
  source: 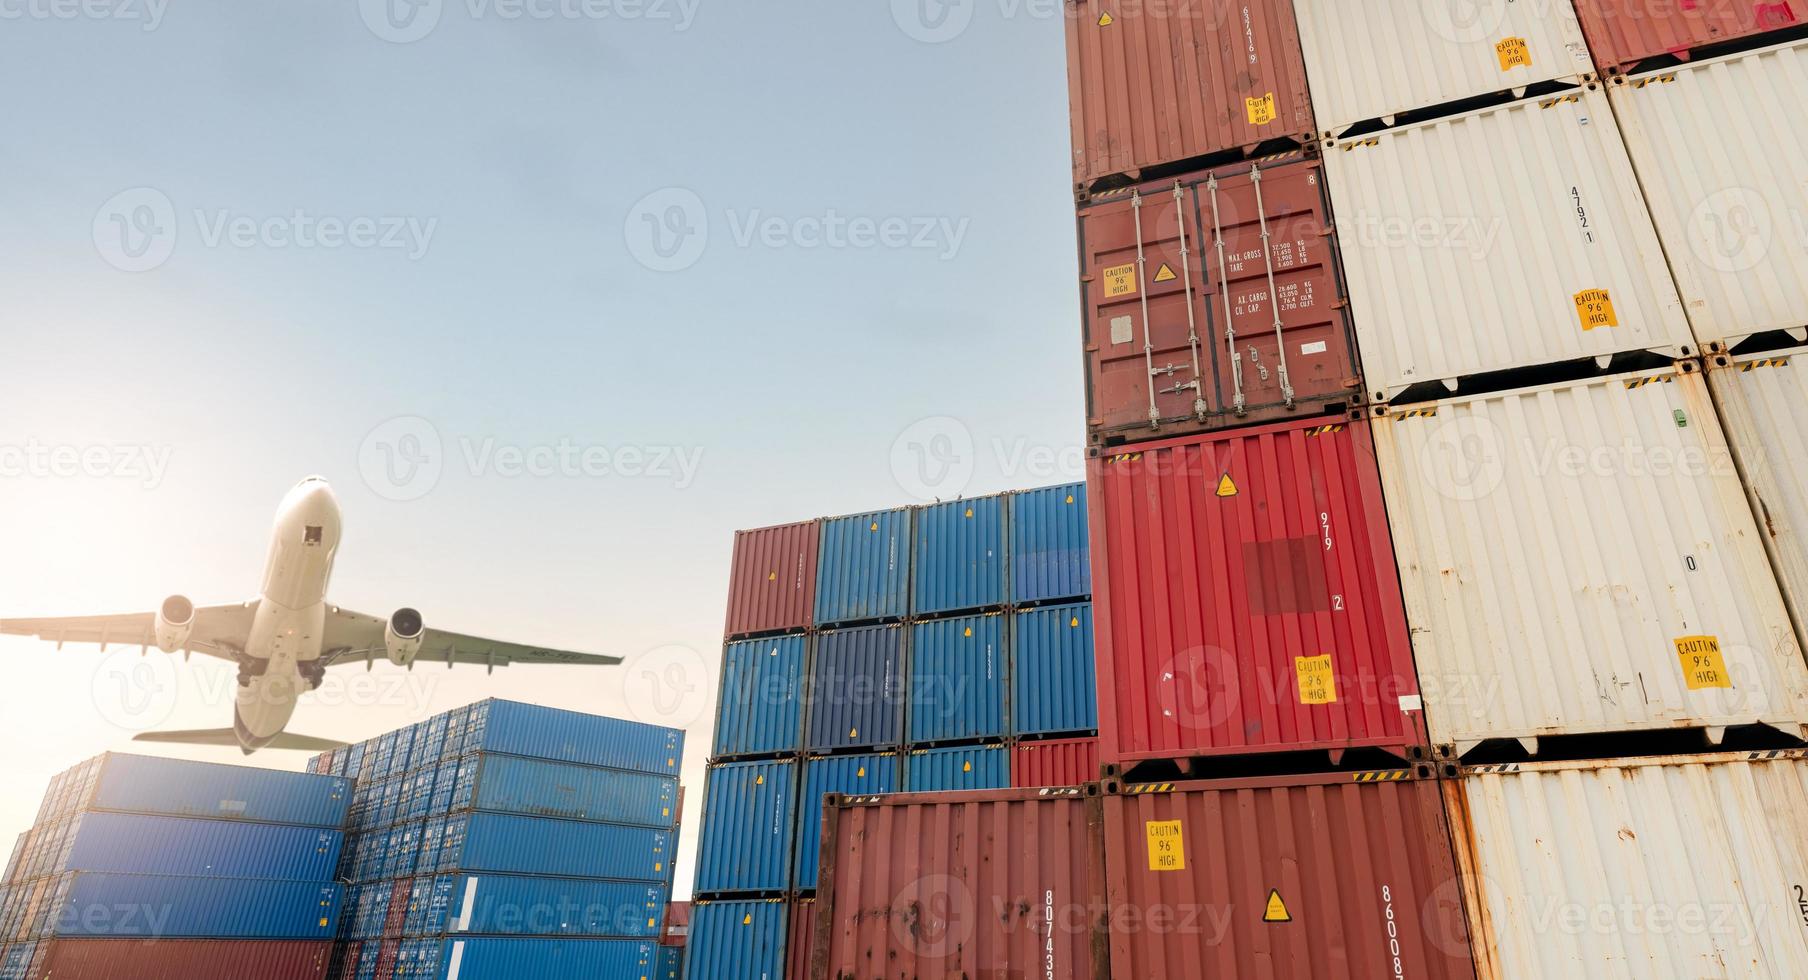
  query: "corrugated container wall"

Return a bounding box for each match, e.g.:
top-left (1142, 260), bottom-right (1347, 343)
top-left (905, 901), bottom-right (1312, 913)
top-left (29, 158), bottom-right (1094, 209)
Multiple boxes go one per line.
top-left (69, 754), bottom-right (350, 828)
top-left (26, 939), bottom-right (332, 980)
top-left (811, 788), bottom-right (1108, 980)
top-left (420, 874), bottom-right (665, 938)
top-left (904, 745), bottom-right (1011, 793)
top-left (1088, 417), bottom-right (1426, 770)
top-left (1012, 737), bottom-right (1101, 788)
top-left (805, 625), bottom-right (904, 753)
top-left (55, 813), bottom-right (340, 880)
top-left (453, 753), bottom-right (678, 828)
top-left (1449, 752), bottom-right (1808, 978)
top-left (912, 496), bottom-right (1005, 615)
top-left (1013, 602), bottom-right (1098, 737)
top-left (465, 700), bottom-right (683, 777)
top-left (1065, 0), bottom-right (1314, 192)
top-left (421, 937), bottom-right (658, 979)
top-left (1575, 0), bottom-right (1805, 71)
top-left (1373, 368), bottom-right (1808, 753)
top-left (47, 874), bottom-right (342, 940)
top-left (1710, 350), bottom-right (1808, 650)
top-left (724, 521), bottom-right (819, 639)
top-left (907, 614), bottom-right (1006, 743)
top-left (713, 635), bottom-right (808, 759)
top-left (656, 944), bottom-right (683, 979)
top-left (1326, 84), bottom-right (1695, 401)
top-left (813, 510), bottom-right (911, 626)
top-left (785, 898), bottom-right (812, 980)
top-left (1611, 40), bottom-right (1808, 350)
top-left (685, 899), bottom-right (786, 980)
top-left (440, 813), bottom-right (672, 882)
top-left (795, 754), bottom-right (900, 893)
top-left (1010, 482), bottom-right (1091, 604)
top-left (1079, 158), bottom-right (1361, 444)
top-left (693, 759), bottom-right (797, 896)
top-left (1103, 774), bottom-right (1476, 979)
top-left (1294, 0), bottom-right (1595, 132)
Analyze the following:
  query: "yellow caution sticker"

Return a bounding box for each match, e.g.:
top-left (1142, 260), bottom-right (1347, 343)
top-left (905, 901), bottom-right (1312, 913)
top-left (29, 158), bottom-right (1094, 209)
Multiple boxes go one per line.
top-left (856, 766), bottom-right (867, 778)
top-left (1153, 262), bottom-right (1178, 283)
top-left (1070, 616), bottom-right (1081, 628)
top-left (1263, 890), bottom-right (1291, 923)
top-left (1065, 494), bottom-right (1075, 504)
top-left (1098, 10), bottom-right (1113, 26)
top-left (1296, 654), bottom-right (1338, 705)
top-left (755, 774), bottom-right (764, 785)
top-left (964, 506), bottom-right (974, 518)
top-left (1676, 635), bottom-right (1733, 690)
top-left (1103, 262), bottom-right (1138, 298)
top-left (1575, 289), bottom-right (1618, 331)
top-left (964, 626), bottom-right (974, 638)
top-left (963, 760), bottom-right (973, 773)
top-left (870, 521), bottom-right (879, 531)
top-left (849, 728), bottom-right (859, 740)
top-left (743, 913), bottom-right (753, 925)
top-left (1216, 474), bottom-right (1239, 498)
top-left (1496, 36), bottom-right (1532, 71)
top-left (768, 571), bottom-right (776, 581)
top-left (1246, 92), bottom-right (1278, 126)
top-left (1145, 820), bottom-right (1185, 871)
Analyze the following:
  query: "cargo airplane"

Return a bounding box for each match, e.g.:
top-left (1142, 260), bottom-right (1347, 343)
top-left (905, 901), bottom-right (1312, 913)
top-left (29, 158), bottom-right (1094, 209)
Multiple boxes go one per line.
top-left (0, 477), bottom-right (621, 754)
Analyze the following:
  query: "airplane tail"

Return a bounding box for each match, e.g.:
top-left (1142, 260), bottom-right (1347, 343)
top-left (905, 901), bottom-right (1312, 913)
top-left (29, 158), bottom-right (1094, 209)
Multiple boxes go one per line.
top-left (133, 729), bottom-right (349, 752)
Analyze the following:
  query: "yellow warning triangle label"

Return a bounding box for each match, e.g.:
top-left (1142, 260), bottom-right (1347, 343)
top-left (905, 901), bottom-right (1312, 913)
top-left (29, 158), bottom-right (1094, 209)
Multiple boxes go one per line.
top-left (964, 627), bottom-right (973, 638)
top-left (1065, 494), bottom-right (1075, 504)
top-left (856, 766), bottom-right (866, 777)
top-left (963, 761), bottom-right (973, 772)
top-left (1070, 617), bottom-right (1081, 628)
top-left (870, 521), bottom-right (879, 531)
top-left (768, 571), bottom-right (777, 581)
top-left (1216, 474), bottom-right (1239, 498)
top-left (848, 728), bottom-right (859, 739)
top-left (964, 507), bottom-right (974, 518)
top-left (1098, 11), bottom-right (1113, 26)
top-left (1263, 890), bottom-right (1291, 923)
top-left (743, 914), bottom-right (753, 925)
top-left (1153, 263), bottom-right (1177, 283)
top-left (755, 774), bottom-right (764, 785)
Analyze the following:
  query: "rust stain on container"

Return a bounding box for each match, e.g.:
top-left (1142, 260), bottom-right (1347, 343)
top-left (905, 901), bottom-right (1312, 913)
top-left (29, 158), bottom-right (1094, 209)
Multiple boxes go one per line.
top-left (810, 787), bottom-right (1109, 980)
top-left (724, 520), bottom-right (819, 639)
top-left (1575, 0), bottom-right (1804, 71)
top-left (1078, 157), bottom-right (1360, 445)
top-left (1066, 0), bottom-right (1315, 193)
top-left (1088, 416), bottom-right (1425, 770)
top-left (1102, 773), bottom-right (1476, 979)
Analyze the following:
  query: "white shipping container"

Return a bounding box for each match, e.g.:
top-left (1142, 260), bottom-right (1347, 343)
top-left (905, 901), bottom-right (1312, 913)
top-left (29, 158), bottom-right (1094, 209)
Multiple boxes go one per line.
top-left (1325, 85), bottom-right (1694, 402)
top-left (1294, 0), bottom-right (1594, 133)
top-left (1611, 40), bottom-right (1808, 351)
top-left (1372, 365), bottom-right (1808, 753)
top-left (1451, 751), bottom-right (1808, 979)
top-left (1708, 349), bottom-right (1808, 649)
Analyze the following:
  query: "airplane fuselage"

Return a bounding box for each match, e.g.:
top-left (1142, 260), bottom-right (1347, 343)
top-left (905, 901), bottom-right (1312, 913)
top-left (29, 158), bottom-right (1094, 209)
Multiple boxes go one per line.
top-left (235, 478), bottom-right (341, 751)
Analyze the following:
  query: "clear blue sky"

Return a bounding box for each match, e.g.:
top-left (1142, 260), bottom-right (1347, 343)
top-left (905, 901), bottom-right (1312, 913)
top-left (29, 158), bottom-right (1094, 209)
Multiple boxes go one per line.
top-left (0, 2), bottom-right (1084, 896)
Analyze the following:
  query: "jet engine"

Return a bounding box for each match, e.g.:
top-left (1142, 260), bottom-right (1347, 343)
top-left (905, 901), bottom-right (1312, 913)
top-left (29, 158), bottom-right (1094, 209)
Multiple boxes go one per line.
top-left (386, 608), bottom-right (425, 666)
top-left (155, 595), bottom-right (195, 653)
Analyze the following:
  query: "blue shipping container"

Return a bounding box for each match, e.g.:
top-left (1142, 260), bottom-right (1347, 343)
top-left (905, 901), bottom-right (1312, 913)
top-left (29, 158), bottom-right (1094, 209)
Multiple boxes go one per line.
top-left (55, 812), bottom-right (340, 880)
top-left (462, 700), bottom-right (684, 778)
top-left (1010, 482), bottom-right (1091, 604)
top-left (685, 900), bottom-right (785, 980)
top-left (418, 873), bottom-right (666, 938)
top-left (912, 495), bottom-right (1006, 615)
top-left (424, 937), bottom-right (659, 979)
top-left (1012, 602), bottom-right (1098, 736)
top-left (806, 625), bottom-right (904, 753)
top-left (905, 745), bottom-right (1011, 793)
top-left (907, 614), bottom-right (1006, 743)
top-left (59, 754), bottom-right (352, 829)
top-left (0, 943), bottom-right (35, 980)
top-left (437, 813), bottom-right (672, 882)
top-left (813, 510), bottom-right (911, 626)
top-left (795, 754), bottom-right (899, 891)
top-left (656, 943), bottom-right (684, 979)
top-left (712, 636), bottom-right (807, 759)
top-left (693, 759), bottom-right (797, 895)
top-left (450, 753), bottom-right (679, 829)
top-left (45, 873), bottom-right (341, 939)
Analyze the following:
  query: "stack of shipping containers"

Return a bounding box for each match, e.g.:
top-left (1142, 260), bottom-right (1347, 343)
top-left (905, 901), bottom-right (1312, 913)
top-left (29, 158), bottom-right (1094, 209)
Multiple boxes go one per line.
top-left (808, 0), bottom-right (1808, 976)
top-left (687, 483), bottom-right (1096, 978)
top-left (0, 754), bottom-right (349, 980)
top-left (306, 700), bottom-right (683, 980)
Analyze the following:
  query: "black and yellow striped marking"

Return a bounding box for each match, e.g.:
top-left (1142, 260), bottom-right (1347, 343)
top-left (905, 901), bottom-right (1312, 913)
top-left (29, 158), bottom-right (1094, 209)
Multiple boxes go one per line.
top-left (1340, 137), bottom-right (1380, 152)
top-left (1305, 424), bottom-right (1346, 437)
top-left (1106, 452), bottom-right (1145, 465)
top-left (1539, 94), bottom-right (1582, 108)
top-left (1352, 770), bottom-right (1410, 783)
top-left (1121, 783), bottom-right (1176, 794)
top-left (1740, 358), bottom-right (1791, 372)
top-left (1628, 74), bottom-right (1677, 89)
top-left (1392, 409), bottom-right (1437, 421)
top-left (1624, 375), bottom-right (1676, 390)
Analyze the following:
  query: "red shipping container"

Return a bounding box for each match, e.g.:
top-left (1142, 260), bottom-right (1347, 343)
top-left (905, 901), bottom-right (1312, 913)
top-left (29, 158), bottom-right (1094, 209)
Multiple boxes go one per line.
top-left (1088, 416), bottom-right (1426, 775)
top-left (373, 938), bottom-right (399, 980)
top-left (786, 897), bottom-right (813, 980)
top-left (1576, 0), bottom-right (1804, 71)
top-left (661, 900), bottom-right (689, 946)
top-left (31, 939), bottom-right (332, 980)
top-left (1012, 737), bottom-right (1101, 788)
top-left (809, 787), bottom-right (1109, 980)
top-left (724, 521), bottom-right (820, 639)
top-left (381, 878), bottom-right (410, 938)
top-left (1101, 772), bottom-right (1475, 978)
top-left (1079, 157), bottom-right (1360, 447)
top-left (1066, 0), bottom-right (1314, 193)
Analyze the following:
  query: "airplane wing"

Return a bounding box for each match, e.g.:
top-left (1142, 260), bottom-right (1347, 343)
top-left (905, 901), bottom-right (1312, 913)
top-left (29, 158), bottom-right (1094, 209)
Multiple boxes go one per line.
top-left (319, 606), bottom-right (623, 672)
top-left (0, 603), bottom-right (255, 661)
top-left (134, 728), bottom-right (348, 751)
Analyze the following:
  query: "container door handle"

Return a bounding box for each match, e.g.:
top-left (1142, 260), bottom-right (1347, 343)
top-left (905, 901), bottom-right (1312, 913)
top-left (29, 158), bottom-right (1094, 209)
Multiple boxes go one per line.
top-left (1206, 173), bottom-right (1246, 416)
top-left (1172, 181), bottom-right (1208, 421)
top-left (1131, 189), bottom-right (1160, 428)
top-left (1250, 165), bottom-right (1296, 408)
